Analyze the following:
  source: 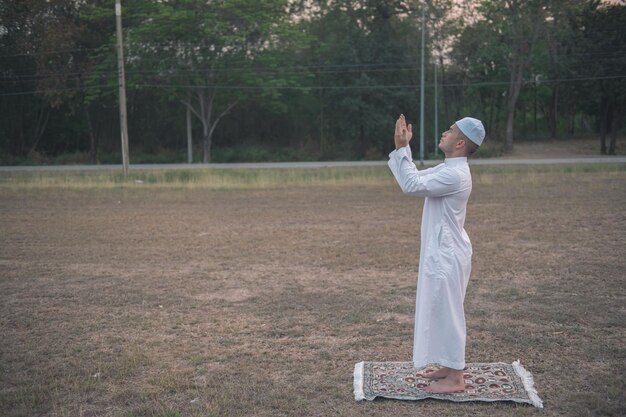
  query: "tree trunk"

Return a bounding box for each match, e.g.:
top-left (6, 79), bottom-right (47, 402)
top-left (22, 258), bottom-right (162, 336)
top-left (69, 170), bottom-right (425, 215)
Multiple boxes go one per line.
top-left (488, 90), bottom-right (496, 135)
top-left (28, 106), bottom-right (50, 155)
top-left (182, 84), bottom-right (238, 164)
top-left (494, 92), bottom-right (504, 138)
top-left (358, 106), bottom-right (365, 158)
top-left (85, 103), bottom-right (98, 164)
top-left (202, 121), bottom-right (211, 164)
top-left (548, 85), bottom-right (558, 140)
top-left (505, 109), bottom-right (515, 151)
top-left (438, 55), bottom-right (449, 123)
top-left (599, 98), bottom-right (609, 155)
top-left (204, 102), bottom-right (237, 163)
top-left (319, 91), bottom-right (325, 156)
top-left (186, 103), bottom-right (193, 164)
top-left (608, 105), bottom-right (621, 155)
top-left (505, 58), bottom-right (525, 151)
top-left (533, 83), bottom-right (537, 133)
top-left (17, 96), bottom-right (25, 155)
top-left (454, 85), bottom-right (463, 121)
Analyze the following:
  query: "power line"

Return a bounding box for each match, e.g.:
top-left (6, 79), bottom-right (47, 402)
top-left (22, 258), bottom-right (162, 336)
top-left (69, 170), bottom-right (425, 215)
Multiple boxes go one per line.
top-left (4, 53), bottom-right (626, 82)
top-left (3, 18), bottom-right (623, 61)
top-left (0, 0), bottom-right (623, 63)
top-left (1, 74), bottom-right (624, 98)
top-left (2, 48), bottom-right (626, 73)
top-left (134, 74), bottom-right (626, 90)
top-left (0, 84), bottom-right (113, 97)
top-left (0, 46), bottom-right (114, 58)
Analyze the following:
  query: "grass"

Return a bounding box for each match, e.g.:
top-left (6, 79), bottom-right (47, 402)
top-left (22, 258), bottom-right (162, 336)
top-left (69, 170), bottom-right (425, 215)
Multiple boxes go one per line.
top-left (1, 163), bottom-right (624, 190)
top-left (1, 164), bottom-right (625, 416)
top-left (0, 166), bottom-right (393, 190)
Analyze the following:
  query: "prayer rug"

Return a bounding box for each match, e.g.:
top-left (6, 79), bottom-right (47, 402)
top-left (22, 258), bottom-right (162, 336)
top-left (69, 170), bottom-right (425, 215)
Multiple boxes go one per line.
top-left (353, 360), bottom-right (543, 408)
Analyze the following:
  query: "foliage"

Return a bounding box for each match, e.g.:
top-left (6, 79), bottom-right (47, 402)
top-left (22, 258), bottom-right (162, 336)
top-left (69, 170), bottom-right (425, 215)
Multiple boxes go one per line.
top-left (0, 0), bottom-right (624, 163)
top-left (568, 1), bottom-right (626, 154)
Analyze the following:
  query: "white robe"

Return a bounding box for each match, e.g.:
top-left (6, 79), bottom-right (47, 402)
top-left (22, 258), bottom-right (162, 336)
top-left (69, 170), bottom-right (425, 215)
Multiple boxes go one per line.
top-left (388, 145), bottom-right (473, 370)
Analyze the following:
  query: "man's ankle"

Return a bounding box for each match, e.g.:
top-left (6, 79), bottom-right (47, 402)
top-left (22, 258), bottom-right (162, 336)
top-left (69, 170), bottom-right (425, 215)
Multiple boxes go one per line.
top-left (445, 369), bottom-right (463, 380)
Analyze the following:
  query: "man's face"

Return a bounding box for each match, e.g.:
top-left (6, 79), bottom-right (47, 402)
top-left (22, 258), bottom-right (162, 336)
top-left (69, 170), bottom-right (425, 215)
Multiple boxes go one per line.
top-left (438, 124), bottom-right (462, 154)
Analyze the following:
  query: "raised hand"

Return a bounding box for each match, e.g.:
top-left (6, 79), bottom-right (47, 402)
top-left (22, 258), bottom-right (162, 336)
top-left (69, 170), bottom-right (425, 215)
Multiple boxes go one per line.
top-left (394, 114), bottom-right (413, 150)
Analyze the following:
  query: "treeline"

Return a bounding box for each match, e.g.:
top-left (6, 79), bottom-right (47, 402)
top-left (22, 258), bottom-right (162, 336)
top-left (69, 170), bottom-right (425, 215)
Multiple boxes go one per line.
top-left (1, 0), bottom-right (624, 164)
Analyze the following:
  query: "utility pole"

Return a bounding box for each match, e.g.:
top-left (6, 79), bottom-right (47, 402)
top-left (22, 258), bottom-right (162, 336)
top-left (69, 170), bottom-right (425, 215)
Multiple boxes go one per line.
top-left (419, 2), bottom-right (425, 166)
top-left (115, 0), bottom-right (130, 176)
top-left (434, 62), bottom-right (438, 156)
top-left (186, 98), bottom-right (193, 163)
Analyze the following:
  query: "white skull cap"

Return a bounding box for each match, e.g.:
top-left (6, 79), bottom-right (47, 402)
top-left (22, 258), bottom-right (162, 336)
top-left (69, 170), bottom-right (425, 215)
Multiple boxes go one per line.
top-left (455, 117), bottom-right (485, 146)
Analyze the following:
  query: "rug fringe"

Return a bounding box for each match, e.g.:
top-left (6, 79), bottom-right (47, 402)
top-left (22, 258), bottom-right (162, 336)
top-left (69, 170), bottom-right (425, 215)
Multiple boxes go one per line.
top-left (512, 359), bottom-right (544, 409)
top-left (353, 362), bottom-right (365, 401)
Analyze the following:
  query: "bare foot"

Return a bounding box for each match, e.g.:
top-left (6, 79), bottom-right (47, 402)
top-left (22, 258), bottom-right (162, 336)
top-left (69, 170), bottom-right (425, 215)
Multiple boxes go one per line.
top-left (424, 373), bottom-right (465, 394)
top-left (423, 367), bottom-right (450, 380)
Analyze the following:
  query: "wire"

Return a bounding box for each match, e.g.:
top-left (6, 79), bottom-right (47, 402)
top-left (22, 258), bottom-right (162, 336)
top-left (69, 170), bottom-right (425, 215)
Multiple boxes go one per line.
top-left (0, 84), bottom-right (113, 97)
top-left (1, 72), bottom-right (624, 97)
top-left (4, 52), bottom-right (626, 82)
top-left (2, 21), bottom-right (624, 60)
top-left (133, 75), bottom-right (626, 90)
top-left (0, 46), bottom-right (114, 58)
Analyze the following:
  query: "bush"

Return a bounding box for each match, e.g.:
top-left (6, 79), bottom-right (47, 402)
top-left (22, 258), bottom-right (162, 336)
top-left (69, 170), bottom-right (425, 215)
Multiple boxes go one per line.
top-left (473, 140), bottom-right (505, 158)
top-left (212, 145), bottom-right (319, 163)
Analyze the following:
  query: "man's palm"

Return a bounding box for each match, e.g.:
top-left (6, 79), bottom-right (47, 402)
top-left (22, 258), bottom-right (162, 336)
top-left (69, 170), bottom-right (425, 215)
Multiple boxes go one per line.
top-left (394, 114), bottom-right (413, 149)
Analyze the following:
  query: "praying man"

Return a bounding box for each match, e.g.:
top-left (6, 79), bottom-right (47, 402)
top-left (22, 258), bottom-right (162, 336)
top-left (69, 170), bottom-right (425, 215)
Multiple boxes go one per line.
top-left (387, 114), bottom-right (485, 394)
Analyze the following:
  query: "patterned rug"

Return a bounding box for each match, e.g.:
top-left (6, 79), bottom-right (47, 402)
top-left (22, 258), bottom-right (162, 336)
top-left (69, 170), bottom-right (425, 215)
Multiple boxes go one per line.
top-left (354, 360), bottom-right (543, 408)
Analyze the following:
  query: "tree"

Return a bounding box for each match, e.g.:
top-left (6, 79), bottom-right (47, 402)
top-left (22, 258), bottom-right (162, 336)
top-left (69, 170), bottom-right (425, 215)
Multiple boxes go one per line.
top-left (0, 0), bottom-right (83, 156)
top-left (539, 0), bottom-right (588, 139)
top-left (301, 0), bottom-right (421, 159)
top-left (571, 1), bottom-right (626, 154)
top-left (126, 0), bottom-right (294, 163)
top-left (449, 17), bottom-right (510, 136)
top-left (426, 0), bottom-right (478, 127)
top-left (480, 0), bottom-right (547, 150)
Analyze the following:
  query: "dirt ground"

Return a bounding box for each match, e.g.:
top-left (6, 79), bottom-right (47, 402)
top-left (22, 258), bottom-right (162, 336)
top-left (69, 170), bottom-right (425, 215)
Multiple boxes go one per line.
top-left (1, 156), bottom-right (625, 416)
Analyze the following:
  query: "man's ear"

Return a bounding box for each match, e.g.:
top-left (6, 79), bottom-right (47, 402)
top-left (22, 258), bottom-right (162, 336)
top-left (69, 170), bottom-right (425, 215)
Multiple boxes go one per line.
top-left (455, 139), bottom-right (466, 150)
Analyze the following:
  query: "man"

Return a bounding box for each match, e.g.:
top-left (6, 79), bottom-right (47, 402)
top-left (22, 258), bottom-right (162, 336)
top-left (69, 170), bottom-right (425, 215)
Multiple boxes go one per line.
top-left (387, 114), bottom-right (485, 394)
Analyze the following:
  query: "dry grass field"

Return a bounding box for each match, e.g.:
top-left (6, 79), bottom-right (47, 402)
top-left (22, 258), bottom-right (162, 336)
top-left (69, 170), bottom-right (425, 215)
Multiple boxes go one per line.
top-left (1, 161), bottom-right (625, 416)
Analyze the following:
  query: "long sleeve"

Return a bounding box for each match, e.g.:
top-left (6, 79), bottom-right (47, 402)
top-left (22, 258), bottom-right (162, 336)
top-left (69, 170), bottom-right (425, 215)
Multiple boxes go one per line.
top-left (388, 146), bottom-right (464, 197)
top-left (390, 147), bottom-right (474, 371)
